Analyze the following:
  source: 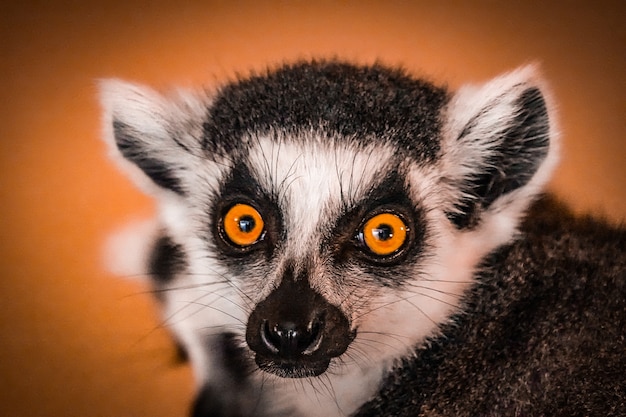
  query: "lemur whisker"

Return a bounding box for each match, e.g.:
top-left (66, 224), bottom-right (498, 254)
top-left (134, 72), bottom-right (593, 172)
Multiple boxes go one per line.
top-left (124, 279), bottom-right (232, 298)
top-left (186, 301), bottom-right (247, 326)
top-left (405, 298), bottom-right (439, 327)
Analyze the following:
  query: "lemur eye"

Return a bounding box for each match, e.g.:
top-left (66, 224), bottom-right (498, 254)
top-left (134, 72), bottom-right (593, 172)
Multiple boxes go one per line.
top-left (223, 204), bottom-right (265, 247)
top-left (360, 213), bottom-right (408, 256)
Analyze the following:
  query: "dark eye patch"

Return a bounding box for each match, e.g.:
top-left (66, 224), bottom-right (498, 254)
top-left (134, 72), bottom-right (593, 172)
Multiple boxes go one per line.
top-left (210, 164), bottom-right (283, 261)
top-left (324, 169), bottom-right (427, 284)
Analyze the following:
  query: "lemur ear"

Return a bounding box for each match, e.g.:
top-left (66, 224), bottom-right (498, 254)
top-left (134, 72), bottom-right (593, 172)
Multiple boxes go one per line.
top-left (441, 65), bottom-right (559, 229)
top-left (99, 79), bottom-right (207, 196)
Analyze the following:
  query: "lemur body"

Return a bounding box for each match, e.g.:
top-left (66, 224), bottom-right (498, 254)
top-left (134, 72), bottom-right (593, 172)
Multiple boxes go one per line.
top-left (100, 61), bottom-right (625, 416)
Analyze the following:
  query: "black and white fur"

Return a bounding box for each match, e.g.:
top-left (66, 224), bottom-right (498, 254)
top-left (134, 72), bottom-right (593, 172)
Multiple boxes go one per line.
top-left (100, 61), bottom-right (625, 416)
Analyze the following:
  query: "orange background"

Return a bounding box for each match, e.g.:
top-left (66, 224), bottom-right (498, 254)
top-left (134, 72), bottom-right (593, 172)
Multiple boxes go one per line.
top-left (1, 2), bottom-right (624, 416)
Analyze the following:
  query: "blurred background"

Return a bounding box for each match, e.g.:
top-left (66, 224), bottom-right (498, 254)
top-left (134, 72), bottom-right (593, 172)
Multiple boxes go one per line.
top-left (1, 2), bottom-right (624, 416)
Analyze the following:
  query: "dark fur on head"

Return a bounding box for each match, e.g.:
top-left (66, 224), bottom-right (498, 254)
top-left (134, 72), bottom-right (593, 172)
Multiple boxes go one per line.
top-left (203, 61), bottom-right (447, 161)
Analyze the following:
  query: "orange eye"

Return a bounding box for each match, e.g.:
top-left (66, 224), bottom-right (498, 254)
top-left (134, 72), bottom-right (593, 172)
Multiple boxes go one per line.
top-left (362, 213), bottom-right (408, 256)
top-left (222, 204), bottom-right (265, 247)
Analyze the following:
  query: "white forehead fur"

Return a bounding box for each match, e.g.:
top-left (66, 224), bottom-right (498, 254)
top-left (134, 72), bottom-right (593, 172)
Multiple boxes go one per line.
top-left (246, 134), bottom-right (396, 260)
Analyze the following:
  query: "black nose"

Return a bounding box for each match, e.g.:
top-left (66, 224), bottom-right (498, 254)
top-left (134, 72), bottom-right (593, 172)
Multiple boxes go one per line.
top-left (261, 316), bottom-right (323, 357)
top-left (245, 272), bottom-right (354, 378)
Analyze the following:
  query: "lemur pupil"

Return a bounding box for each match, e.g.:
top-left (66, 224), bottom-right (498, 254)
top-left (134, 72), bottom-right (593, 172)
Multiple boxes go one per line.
top-left (239, 216), bottom-right (255, 233)
top-left (374, 224), bottom-right (393, 241)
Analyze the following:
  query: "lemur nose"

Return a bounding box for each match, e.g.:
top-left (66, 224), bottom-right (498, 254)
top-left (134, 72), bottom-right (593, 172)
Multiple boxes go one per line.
top-left (245, 264), bottom-right (354, 377)
top-left (260, 317), bottom-right (323, 357)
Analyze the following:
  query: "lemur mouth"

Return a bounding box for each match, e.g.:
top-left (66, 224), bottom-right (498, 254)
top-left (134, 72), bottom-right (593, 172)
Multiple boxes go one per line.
top-left (253, 319), bottom-right (330, 378)
top-left (245, 275), bottom-right (354, 379)
top-left (255, 355), bottom-right (331, 378)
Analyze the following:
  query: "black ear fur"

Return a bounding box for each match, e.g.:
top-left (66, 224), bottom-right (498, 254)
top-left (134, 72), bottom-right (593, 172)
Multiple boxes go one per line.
top-left (447, 86), bottom-right (551, 229)
top-left (100, 79), bottom-right (208, 196)
top-left (112, 119), bottom-right (187, 195)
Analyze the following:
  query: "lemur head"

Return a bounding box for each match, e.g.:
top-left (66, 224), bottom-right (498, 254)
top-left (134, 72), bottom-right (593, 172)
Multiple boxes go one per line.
top-left (100, 61), bottom-right (557, 415)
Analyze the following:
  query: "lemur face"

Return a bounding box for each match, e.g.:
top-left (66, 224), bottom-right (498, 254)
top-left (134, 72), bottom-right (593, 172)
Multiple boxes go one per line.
top-left (101, 61), bottom-right (557, 416)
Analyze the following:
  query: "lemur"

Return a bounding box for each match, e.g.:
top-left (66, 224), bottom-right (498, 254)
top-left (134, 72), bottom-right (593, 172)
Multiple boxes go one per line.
top-left (100, 61), bottom-right (625, 417)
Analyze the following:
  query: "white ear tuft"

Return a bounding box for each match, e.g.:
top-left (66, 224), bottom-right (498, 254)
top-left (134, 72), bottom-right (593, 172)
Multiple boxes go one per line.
top-left (441, 64), bottom-right (560, 230)
top-left (98, 79), bottom-right (209, 197)
top-left (99, 79), bottom-right (173, 147)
